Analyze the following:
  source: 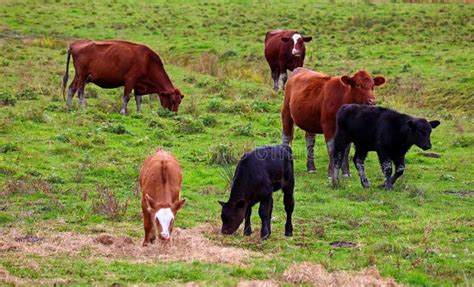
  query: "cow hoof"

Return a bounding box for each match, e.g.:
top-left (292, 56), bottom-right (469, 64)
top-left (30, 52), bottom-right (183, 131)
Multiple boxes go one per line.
top-left (120, 109), bottom-right (127, 115)
top-left (261, 234), bottom-right (270, 240)
top-left (307, 169), bottom-right (316, 173)
top-left (142, 241), bottom-right (149, 247)
top-left (285, 231), bottom-right (293, 237)
top-left (343, 173), bottom-right (351, 177)
top-left (244, 230), bottom-right (252, 236)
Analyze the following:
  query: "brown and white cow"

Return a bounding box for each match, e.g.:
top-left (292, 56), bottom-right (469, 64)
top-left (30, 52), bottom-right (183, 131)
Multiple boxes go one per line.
top-left (282, 68), bottom-right (385, 177)
top-left (264, 30), bottom-right (312, 91)
top-left (62, 40), bottom-right (184, 114)
top-left (139, 148), bottom-right (185, 245)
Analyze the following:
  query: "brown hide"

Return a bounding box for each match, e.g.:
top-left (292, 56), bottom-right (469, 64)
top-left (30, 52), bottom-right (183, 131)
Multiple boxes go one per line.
top-left (63, 40), bottom-right (183, 112)
top-left (139, 148), bottom-right (184, 245)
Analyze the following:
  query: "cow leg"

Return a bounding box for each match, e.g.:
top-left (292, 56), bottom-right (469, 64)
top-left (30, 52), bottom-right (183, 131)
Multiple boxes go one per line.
top-left (66, 78), bottom-right (78, 110)
top-left (326, 138), bottom-right (335, 181)
top-left (258, 196), bottom-right (273, 240)
top-left (305, 132), bottom-right (316, 172)
top-left (134, 92), bottom-right (142, 113)
top-left (281, 100), bottom-right (294, 146)
top-left (271, 67), bottom-right (280, 91)
top-left (142, 210), bottom-right (154, 246)
top-left (390, 156), bottom-right (405, 186)
top-left (377, 151), bottom-right (393, 190)
top-left (243, 204), bottom-right (253, 236)
top-left (353, 149), bottom-right (369, 188)
top-left (342, 144), bottom-right (351, 177)
top-left (282, 178), bottom-right (295, 237)
top-left (120, 84), bottom-right (133, 115)
top-left (331, 133), bottom-right (351, 186)
top-left (78, 80), bottom-right (86, 108)
top-left (280, 72), bottom-right (288, 90)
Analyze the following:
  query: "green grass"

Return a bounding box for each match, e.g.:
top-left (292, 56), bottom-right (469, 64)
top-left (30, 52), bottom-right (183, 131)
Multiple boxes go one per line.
top-left (0, 0), bottom-right (473, 286)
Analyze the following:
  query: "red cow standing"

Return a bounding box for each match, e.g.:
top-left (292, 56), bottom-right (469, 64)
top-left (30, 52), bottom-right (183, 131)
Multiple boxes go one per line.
top-left (62, 40), bottom-right (184, 114)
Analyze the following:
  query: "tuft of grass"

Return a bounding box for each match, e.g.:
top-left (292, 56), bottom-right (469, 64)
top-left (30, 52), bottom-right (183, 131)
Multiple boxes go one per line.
top-left (0, 91), bottom-right (17, 106)
top-left (208, 143), bottom-right (237, 165)
top-left (91, 185), bottom-right (129, 219)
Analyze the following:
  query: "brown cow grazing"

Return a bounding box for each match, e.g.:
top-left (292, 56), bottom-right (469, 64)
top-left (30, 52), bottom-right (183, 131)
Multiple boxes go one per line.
top-left (282, 67), bottom-right (385, 178)
top-left (264, 30), bottom-right (312, 91)
top-left (62, 40), bottom-right (184, 114)
top-left (139, 148), bottom-right (185, 245)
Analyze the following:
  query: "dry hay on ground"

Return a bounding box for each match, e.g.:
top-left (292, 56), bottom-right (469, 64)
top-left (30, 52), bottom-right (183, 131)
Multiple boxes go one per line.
top-left (237, 280), bottom-right (279, 287)
top-left (0, 225), bottom-right (256, 265)
top-left (283, 262), bottom-right (401, 287)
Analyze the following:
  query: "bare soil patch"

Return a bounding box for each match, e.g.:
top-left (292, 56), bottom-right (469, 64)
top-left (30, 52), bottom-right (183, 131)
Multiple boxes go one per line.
top-left (330, 240), bottom-right (358, 248)
top-left (0, 225), bottom-right (257, 265)
top-left (283, 262), bottom-right (401, 286)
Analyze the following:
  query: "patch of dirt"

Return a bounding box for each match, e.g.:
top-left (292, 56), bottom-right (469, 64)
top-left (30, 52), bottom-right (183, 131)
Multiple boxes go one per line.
top-left (417, 152), bottom-right (441, 158)
top-left (237, 280), bottom-right (279, 287)
top-left (14, 235), bottom-right (42, 243)
top-left (0, 225), bottom-right (257, 265)
top-left (283, 262), bottom-right (401, 286)
top-left (444, 190), bottom-right (473, 197)
top-left (330, 241), bottom-right (358, 248)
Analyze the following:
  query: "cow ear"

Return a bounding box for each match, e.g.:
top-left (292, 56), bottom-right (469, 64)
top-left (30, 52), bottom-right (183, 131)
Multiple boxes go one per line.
top-left (281, 37), bottom-right (290, 42)
top-left (407, 120), bottom-right (416, 130)
top-left (218, 200), bottom-right (226, 207)
top-left (374, 76), bottom-right (386, 86)
top-left (341, 76), bottom-right (353, 86)
top-left (173, 198), bottom-right (186, 212)
top-left (235, 200), bottom-right (245, 209)
top-left (145, 194), bottom-right (157, 213)
top-left (429, 120), bottom-right (440, 129)
top-left (303, 36), bottom-right (313, 42)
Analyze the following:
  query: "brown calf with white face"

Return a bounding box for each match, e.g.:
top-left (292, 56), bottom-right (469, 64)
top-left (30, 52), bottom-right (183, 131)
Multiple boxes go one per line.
top-left (139, 148), bottom-right (185, 245)
top-left (264, 30), bottom-right (312, 91)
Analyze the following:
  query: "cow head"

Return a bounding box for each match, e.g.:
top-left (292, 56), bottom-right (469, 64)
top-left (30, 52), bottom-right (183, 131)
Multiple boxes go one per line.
top-left (281, 33), bottom-right (312, 57)
top-left (407, 119), bottom-right (440, 150)
top-left (219, 199), bottom-right (246, 235)
top-left (145, 194), bottom-right (186, 241)
top-left (341, 70), bottom-right (385, 105)
top-left (159, 88), bottom-right (184, 112)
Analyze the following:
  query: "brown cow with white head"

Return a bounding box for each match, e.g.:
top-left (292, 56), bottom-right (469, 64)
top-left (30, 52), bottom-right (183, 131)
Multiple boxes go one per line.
top-left (264, 30), bottom-right (312, 91)
top-left (140, 148), bottom-right (185, 245)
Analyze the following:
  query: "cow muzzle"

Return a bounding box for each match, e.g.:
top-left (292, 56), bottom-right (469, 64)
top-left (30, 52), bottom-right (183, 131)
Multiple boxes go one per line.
top-left (159, 233), bottom-right (170, 241)
top-left (367, 98), bottom-right (377, 105)
top-left (292, 49), bottom-right (302, 57)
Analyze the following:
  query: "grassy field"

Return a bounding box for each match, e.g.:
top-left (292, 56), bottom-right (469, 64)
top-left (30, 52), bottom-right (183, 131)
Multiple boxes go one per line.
top-left (1, 0), bottom-right (473, 286)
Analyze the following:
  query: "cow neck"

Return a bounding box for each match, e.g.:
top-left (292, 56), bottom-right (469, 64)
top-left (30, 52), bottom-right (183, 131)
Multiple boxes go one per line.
top-left (343, 87), bottom-right (356, 105)
top-left (150, 62), bottom-right (175, 94)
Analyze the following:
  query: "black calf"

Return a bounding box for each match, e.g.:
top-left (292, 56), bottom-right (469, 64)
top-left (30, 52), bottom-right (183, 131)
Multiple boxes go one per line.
top-left (332, 104), bottom-right (440, 189)
top-left (219, 144), bottom-right (295, 240)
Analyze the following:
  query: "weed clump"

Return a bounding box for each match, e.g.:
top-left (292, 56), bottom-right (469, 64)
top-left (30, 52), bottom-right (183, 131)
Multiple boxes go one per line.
top-left (157, 107), bottom-right (176, 118)
top-left (0, 91), bottom-right (17, 106)
top-left (176, 116), bottom-right (204, 134)
top-left (232, 123), bottom-right (252, 136)
top-left (99, 122), bottom-right (131, 135)
top-left (2, 179), bottom-right (53, 195)
top-left (16, 88), bottom-right (39, 100)
top-left (91, 185), bottom-right (128, 218)
top-left (0, 143), bottom-right (19, 153)
top-left (199, 114), bottom-right (217, 127)
top-left (209, 143), bottom-right (237, 165)
top-left (207, 97), bottom-right (225, 112)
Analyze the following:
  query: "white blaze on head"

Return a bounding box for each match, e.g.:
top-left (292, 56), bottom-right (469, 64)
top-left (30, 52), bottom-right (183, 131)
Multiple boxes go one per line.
top-left (155, 208), bottom-right (174, 240)
top-left (292, 34), bottom-right (302, 56)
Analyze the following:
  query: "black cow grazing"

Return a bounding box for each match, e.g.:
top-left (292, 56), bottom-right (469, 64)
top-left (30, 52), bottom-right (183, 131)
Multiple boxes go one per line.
top-left (332, 104), bottom-right (440, 190)
top-left (219, 144), bottom-right (295, 240)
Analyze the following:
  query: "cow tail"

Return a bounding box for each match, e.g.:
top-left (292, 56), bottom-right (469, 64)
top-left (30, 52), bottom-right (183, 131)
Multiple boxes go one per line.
top-left (62, 48), bottom-right (71, 101)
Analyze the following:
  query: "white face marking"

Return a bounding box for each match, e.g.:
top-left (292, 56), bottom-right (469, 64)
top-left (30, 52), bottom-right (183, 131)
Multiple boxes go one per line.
top-left (155, 208), bottom-right (174, 239)
top-left (292, 34), bottom-right (302, 55)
